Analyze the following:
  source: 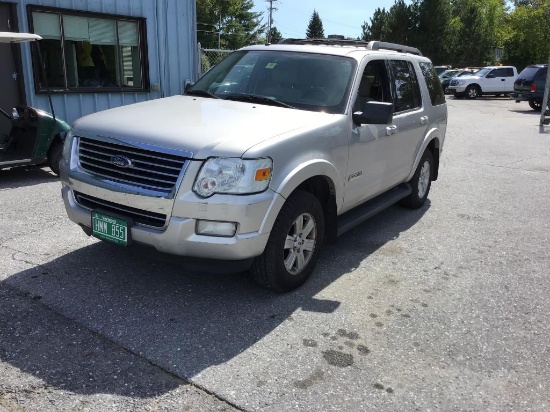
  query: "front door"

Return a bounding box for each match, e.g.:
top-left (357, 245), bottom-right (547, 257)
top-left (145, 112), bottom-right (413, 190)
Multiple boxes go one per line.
top-left (343, 57), bottom-right (398, 213)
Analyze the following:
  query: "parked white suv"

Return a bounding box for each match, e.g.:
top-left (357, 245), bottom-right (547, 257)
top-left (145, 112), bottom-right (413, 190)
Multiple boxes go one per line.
top-left (448, 65), bottom-right (518, 99)
top-left (60, 39), bottom-right (447, 291)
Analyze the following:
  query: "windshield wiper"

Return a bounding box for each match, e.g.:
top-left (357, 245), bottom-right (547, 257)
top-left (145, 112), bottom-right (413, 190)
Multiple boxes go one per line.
top-left (185, 89), bottom-right (220, 99)
top-left (222, 94), bottom-right (295, 109)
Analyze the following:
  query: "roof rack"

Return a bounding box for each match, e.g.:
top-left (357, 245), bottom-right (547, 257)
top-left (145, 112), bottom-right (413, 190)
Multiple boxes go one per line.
top-left (278, 38), bottom-right (422, 56)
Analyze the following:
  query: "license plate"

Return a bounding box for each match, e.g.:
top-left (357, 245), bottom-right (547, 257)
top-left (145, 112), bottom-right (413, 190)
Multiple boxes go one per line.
top-left (92, 211), bottom-right (128, 246)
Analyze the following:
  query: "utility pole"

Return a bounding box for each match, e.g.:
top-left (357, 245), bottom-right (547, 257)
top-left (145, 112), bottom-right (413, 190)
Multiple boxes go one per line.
top-left (267, 0), bottom-right (278, 44)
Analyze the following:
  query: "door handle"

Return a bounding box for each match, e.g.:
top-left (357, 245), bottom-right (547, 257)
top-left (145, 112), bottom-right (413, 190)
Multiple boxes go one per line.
top-left (501, 79), bottom-right (505, 81)
top-left (420, 116), bottom-right (429, 125)
top-left (385, 125), bottom-right (397, 136)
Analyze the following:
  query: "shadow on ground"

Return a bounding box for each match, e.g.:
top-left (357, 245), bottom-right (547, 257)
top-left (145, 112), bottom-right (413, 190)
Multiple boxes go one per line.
top-left (0, 166), bottom-right (58, 189)
top-left (1, 202), bottom-right (428, 398)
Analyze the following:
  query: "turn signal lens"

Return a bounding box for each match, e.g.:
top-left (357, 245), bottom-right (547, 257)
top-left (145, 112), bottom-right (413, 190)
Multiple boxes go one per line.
top-left (255, 168), bottom-right (271, 181)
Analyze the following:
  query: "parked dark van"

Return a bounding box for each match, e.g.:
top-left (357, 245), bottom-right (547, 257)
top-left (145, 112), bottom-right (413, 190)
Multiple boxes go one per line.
top-left (511, 64), bottom-right (548, 111)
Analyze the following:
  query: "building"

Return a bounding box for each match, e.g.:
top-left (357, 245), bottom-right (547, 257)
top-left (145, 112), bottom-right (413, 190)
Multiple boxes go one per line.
top-left (1, 0), bottom-right (197, 124)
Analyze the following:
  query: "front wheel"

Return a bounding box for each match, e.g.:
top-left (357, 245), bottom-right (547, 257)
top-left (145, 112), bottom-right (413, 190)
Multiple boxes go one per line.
top-left (47, 140), bottom-right (63, 176)
top-left (401, 149), bottom-right (433, 209)
top-left (251, 191), bottom-right (324, 292)
top-left (465, 85), bottom-right (480, 99)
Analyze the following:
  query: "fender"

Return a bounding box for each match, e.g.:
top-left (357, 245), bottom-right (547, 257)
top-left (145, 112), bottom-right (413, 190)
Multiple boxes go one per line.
top-left (258, 159), bottom-right (342, 234)
top-left (405, 127), bottom-right (441, 182)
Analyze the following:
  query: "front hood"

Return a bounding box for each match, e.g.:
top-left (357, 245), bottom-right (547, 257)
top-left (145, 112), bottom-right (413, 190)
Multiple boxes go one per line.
top-left (72, 96), bottom-right (340, 158)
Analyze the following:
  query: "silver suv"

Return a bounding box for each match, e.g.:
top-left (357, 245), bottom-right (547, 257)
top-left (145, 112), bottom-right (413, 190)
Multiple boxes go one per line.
top-left (60, 39), bottom-right (447, 291)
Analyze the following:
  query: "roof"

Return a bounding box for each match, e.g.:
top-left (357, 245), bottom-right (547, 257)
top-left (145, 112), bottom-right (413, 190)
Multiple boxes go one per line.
top-left (0, 32), bottom-right (42, 43)
top-left (242, 39), bottom-right (425, 60)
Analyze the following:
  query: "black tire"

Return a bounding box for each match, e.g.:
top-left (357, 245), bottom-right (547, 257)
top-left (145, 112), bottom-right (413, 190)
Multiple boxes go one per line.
top-left (465, 85), bottom-right (480, 99)
top-left (47, 140), bottom-right (63, 176)
top-left (251, 190), bottom-right (324, 292)
top-left (400, 149), bottom-right (433, 209)
top-left (528, 100), bottom-right (542, 112)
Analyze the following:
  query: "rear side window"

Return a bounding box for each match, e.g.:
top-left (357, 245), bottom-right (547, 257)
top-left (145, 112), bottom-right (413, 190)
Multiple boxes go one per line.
top-left (419, 62), bottom-right (445, 106)
top-left (491, 68), bottom-right (514, 77)
top-left (389, 60), bottom-right (421, 113)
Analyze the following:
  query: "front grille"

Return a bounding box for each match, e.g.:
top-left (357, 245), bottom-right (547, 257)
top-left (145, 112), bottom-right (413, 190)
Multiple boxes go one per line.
top-left (74, 191), bottom-right (167, 228)
top-left (77, 136), bottom-right (189, 196)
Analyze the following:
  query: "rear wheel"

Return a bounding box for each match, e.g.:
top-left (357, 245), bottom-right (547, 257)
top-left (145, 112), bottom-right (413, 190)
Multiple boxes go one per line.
top-left (251, 190), bottom-right (324, 292)
top-left (47, 140), bottom-right (63, 176)
top-left (529, 100), bottom-right (542, 112)
top-left (466, 85), bottom-right (480, 99)
top-left (401, 149), bottom-right (433, 209)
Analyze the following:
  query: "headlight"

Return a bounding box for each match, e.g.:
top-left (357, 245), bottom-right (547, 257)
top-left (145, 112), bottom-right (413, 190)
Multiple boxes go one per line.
top-left (61, 131), bottom-right (79, 170)
top-left (454, 80), bottom-right (465, 86)
top-left (62, 131), bottom-right (74, 162)
top-left (193, 157), bottom-right (272, 197)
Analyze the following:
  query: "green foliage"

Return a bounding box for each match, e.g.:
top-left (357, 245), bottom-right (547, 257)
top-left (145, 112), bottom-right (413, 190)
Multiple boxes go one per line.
top-left (306, 10), bottom-right (325, 39)
top-left (383, 0), bottom-right (413, 44)
top-left (504, 1), bottom-right (550, 69)
top-left (269, 26), bottom-right (283, 43)
top-left (196, 0), bottom-right (265, 49)
top-left (361, 8), bottom-right (388, 41)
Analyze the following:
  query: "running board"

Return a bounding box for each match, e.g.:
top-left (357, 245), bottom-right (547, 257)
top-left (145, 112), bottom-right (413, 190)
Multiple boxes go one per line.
top-left (337, 183), bottom-right (412, 236)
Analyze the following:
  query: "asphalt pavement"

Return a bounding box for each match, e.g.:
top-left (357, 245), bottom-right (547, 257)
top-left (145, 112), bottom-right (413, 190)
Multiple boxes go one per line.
top-left (1, 97), bottom-right (549, 411)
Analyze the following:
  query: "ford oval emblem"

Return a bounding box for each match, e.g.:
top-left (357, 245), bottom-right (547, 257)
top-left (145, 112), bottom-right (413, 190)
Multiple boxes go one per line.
top-left (110, 155), bottom-right (133, 168)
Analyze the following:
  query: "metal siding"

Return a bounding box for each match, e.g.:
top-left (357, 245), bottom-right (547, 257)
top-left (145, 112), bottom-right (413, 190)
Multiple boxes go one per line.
top-left (11, 0), bottom-right (196, 125)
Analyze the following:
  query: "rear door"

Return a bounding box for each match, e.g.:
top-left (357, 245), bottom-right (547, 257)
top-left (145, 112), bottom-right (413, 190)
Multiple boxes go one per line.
top-left (386, 58), bottom-right (425, 185)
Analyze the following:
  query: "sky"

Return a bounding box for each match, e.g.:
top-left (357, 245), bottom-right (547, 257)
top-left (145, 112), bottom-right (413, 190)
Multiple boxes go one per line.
top-left (251, 0), bottom-right (398, 40)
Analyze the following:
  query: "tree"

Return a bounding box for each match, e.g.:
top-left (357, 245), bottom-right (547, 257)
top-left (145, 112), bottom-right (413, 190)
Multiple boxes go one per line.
top-left (384, 0), bottom-right (413, 44)
top-left (410, 0), bottom-right (452, 64)
top-left (269, 26), bottom-right (283, 43)
top-left (361, 8), bottom-right (388, 41)
top-left (196, 0), bottom-right (265, 49)
top-left (306, 10), bottom-right (324, 39)
top-left (504, 0), bottom-right (550, 68)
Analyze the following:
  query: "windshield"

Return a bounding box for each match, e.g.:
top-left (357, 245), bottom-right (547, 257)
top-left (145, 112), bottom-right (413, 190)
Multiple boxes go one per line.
top-left (439, 70), bottom-right (459, 79)
top-left (189, 50), bottom-right (356, 114)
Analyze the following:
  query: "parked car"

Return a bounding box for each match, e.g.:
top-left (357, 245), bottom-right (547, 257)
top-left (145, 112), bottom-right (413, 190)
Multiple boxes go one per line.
top-left (440, 69), bottom-right (477, 94)
top-left (0, 32), bottom-right (70, 175)
top-left (60, 39), bottom-right (447, 292)
top-left (448, 66), bottom-right (518, 99)
top-left (510, 64), bottom-right (548, 111)
top-left (434, 65), bottom-right (452, 75)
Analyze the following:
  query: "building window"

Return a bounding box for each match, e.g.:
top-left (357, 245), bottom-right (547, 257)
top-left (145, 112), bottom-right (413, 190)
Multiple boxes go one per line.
top-left (29, 6), bottom-right (149, 93)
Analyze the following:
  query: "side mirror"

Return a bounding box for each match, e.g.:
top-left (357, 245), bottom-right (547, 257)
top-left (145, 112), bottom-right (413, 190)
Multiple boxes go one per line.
top-left (353, 101), bottom-right (394, 125)
top-left (184, 81), bottom-right (194, 93)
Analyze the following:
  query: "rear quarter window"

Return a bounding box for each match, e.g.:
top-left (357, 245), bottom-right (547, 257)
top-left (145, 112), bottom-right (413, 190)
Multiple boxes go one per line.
top-left (419, 62), bottom-right (445, 106)
top-left (535, 67), bottom-right (548, 81)
top-left (517, 67), bottom-right (540, 81)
